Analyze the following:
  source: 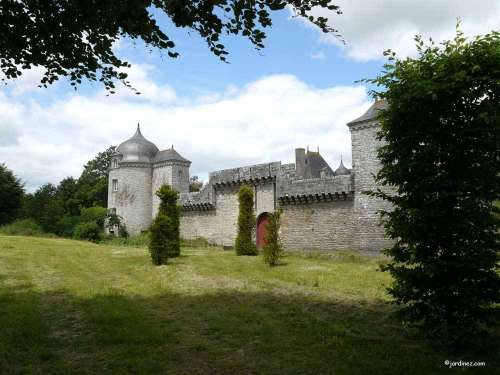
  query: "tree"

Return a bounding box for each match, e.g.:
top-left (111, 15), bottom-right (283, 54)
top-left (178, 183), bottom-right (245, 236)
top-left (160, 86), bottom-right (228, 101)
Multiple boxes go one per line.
top-left (0, 164), bottom-right (24, 225)
top-left (366, 28), bottom-right (500, 345)
top-left (0, 1), bottom-right (341, 92)
top-left (23, 183), bottom-right (65, 233)
top-left (262, 209), bottom-right (283, 266)
top-left (149, 184), bottom-right (181, 265)
top-left (189, 176), bottom-right (203, 192)
top-left (235, 185), bottom-right (257, 255)
top-left (56, 177), bottom-right (80, 215)
top-left (75, 146), bottom-right (116, 208)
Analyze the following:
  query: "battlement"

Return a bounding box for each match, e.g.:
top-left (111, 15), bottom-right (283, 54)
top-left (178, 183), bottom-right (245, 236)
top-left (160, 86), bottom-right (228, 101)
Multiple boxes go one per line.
top-left (277, 174), bottom-right (353, 204)
top-left (209, 162), bottom-right (281, 186)
top-left (179, 184), bottom-right (214, 210)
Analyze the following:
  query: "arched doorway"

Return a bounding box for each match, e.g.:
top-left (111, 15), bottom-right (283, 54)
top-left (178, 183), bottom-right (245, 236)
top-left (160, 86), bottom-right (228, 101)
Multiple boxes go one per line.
top-left (256, 212), bottom-right (270, 248)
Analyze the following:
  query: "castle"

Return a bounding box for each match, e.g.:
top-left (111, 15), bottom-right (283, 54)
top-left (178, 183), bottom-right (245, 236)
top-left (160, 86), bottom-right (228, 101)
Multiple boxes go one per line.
top-left (107, 100), bottom-right (392, 253)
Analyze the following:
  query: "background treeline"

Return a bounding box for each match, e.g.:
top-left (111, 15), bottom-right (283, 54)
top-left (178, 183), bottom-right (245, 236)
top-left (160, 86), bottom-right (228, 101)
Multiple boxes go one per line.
top-left (0, 146), bottom-right (116, 240)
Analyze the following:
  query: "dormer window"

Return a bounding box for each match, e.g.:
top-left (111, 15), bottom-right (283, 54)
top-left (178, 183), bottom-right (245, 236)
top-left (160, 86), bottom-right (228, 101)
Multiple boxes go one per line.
top-left (113, 159), bottom-right (118, 168)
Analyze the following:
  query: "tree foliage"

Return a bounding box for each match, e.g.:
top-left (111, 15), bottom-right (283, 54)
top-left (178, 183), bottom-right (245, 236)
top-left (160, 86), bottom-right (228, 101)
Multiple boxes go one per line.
top-left (262, 209), bottom-right (283, 266)
top-left (149, 184), bottom-right (181, 265)
top-left (189, 175), bottom-right (203, 192)
top-left (0, 163), bottom-right (24, 225)
top-left (22, 183), bottom-right (65, 233)
top-left (366, 28), bottom-right (500, 345)
top-left (0, 0), bottom-right (341, 92)
top-left (235, 185), bottom-right (257, 255)
top-left (75, 146), bottom-right (116, 208)
top-left (18, 146), bottom-right (115, 237)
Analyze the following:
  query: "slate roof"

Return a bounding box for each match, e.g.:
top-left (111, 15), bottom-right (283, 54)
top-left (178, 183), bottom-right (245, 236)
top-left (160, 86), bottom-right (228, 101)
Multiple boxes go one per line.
top-left (347, 99), bottom-right (388, 126)
top-left (334, 159), bottom-right (351, 176)
top-left (304, 151), bottom-right (334, 179)
top-left (116, 124), bottom-right (159, 163)
top-left (153, 147), bottom-right (190, 164)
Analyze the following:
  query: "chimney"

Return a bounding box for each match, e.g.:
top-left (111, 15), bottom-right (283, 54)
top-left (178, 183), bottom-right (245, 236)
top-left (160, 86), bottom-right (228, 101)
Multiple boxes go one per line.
top-left (295, 148), bottom-right (306, 179)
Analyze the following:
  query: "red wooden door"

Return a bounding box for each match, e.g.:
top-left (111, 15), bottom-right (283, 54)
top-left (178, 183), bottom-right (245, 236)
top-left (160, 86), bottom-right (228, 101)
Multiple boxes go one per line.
top-left (257, 213), bottom-right (269, 248)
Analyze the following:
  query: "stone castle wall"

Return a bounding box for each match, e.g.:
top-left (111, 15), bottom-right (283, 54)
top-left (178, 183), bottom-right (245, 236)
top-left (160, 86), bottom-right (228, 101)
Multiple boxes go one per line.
top-left (350, 121), bottom-right (393, 253)
top-left (280, 200), bottom-right (355, 251)
top-left (110, 165), bottom-right (153, 235)
top-left (179, 120), bottom-right (391, 253)
top-left (152, 162), bottom-right (190, 218)
top-left (180, 182), bottom-right (276, 246)
top-left (110, 104), bottom-right (392, 253)
top-left (151, 165), bottom-right (173, 218)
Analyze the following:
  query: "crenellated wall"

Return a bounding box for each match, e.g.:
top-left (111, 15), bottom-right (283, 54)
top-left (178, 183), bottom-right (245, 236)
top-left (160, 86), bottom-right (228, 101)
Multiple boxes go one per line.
top-left (109, 101), bottom-right (392, 253)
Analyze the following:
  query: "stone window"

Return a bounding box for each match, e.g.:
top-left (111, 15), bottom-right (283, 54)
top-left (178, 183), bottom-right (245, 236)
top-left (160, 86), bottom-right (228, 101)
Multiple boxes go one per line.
top-left (113, 159), bottom-right (118, 168)
top-left (112, 179), bottom-right (118, 192)
top-left (178, 170), bottom-right (182, 177)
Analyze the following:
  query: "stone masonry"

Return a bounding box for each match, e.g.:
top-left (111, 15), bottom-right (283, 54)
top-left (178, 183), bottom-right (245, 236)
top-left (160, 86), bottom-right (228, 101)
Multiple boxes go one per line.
top-left (108, 101), bottom-right (392, 253)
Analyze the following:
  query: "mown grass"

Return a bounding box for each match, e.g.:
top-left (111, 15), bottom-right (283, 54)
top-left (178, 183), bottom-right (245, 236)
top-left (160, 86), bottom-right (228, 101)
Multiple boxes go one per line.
top-left (0, 235), bottom-right (497, 374)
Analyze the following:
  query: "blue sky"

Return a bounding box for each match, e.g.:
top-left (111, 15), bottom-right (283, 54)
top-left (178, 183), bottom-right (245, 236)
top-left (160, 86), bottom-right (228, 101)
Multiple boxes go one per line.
top-left (1, 0), bottom-right (499, 191)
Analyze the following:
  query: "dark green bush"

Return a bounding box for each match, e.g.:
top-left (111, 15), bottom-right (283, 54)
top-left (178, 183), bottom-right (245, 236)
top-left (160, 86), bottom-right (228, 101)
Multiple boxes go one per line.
top-left (235, 185), bottom-right (257, 256)
top-left (74, 221), bottom-right (102, 242)
top-left (149, 215), bottom-right (171, 265)
top-left (55, 215), bottom-right (81, 237)
top-left (262, 209), bottom-right (283, 266)
top-left (80, 206), bottom-right (107, 228)
top-left (148, 185), bottom-right (180, 265)
top-left (367, 29), bottom-right (500, 345)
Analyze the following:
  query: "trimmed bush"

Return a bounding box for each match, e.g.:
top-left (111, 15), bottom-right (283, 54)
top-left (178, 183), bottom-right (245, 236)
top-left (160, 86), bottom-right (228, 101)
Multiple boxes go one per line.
top-left (149, 215), bottom-right (171, 265)
top-left (235, 185), bottom-right (257, 256)
top-left (262, 209), bottom-right (283, 266)
top-left (148, 184), bottom-right (180, 265)
top-left (74, 221), bottom-right (102, 242)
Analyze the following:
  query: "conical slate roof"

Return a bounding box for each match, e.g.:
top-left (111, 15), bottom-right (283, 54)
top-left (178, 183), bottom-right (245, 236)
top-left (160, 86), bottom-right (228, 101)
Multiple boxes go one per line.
top-left (347, 99), bottom-right (388, 126)
top-left (116, 124), bottom-right (159, 163)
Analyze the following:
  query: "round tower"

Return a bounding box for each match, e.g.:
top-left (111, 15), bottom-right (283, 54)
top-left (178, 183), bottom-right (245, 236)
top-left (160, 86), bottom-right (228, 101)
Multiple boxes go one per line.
top-left (108, 124), bottom-right (158, 235)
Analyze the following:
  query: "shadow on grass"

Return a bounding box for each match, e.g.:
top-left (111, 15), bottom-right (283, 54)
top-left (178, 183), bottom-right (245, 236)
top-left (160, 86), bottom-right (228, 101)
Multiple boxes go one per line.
top-left (0, 281), bottom-right (498, 375)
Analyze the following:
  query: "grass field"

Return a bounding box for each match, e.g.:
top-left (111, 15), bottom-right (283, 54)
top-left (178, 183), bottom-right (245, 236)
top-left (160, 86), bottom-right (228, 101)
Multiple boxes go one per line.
top-left (0, 236), bottom-right (497, 374)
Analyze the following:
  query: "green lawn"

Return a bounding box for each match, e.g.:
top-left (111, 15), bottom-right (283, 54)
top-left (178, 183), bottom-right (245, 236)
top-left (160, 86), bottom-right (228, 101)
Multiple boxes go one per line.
top-left (0, 236), bottom-right (497, 374)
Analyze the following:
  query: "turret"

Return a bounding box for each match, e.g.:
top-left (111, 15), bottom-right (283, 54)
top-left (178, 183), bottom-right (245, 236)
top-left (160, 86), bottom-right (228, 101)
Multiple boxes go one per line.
top-left (108, 124), bottom-right (156, 235)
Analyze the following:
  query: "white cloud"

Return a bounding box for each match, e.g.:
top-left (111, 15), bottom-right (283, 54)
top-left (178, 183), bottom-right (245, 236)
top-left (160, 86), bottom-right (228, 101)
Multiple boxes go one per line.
top-left (0, 66), bottom-right (371, 192)
top-left (310, 51), bottom-right (326, 60)
top-left (296, 0), bottom-right (500, 61)
top-left (1, 66), bottom-right (47, 95)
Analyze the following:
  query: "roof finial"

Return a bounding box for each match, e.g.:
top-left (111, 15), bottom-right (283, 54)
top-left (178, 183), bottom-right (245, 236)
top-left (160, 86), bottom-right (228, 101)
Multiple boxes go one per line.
top-left (135, 122), bottom-right (143, 137)
top-left (171, 144), bottom-right (174, 149)
top-left (307, 145), bottom-right (309, 152)
top-left (317, 146), bottom-right (319, 153)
